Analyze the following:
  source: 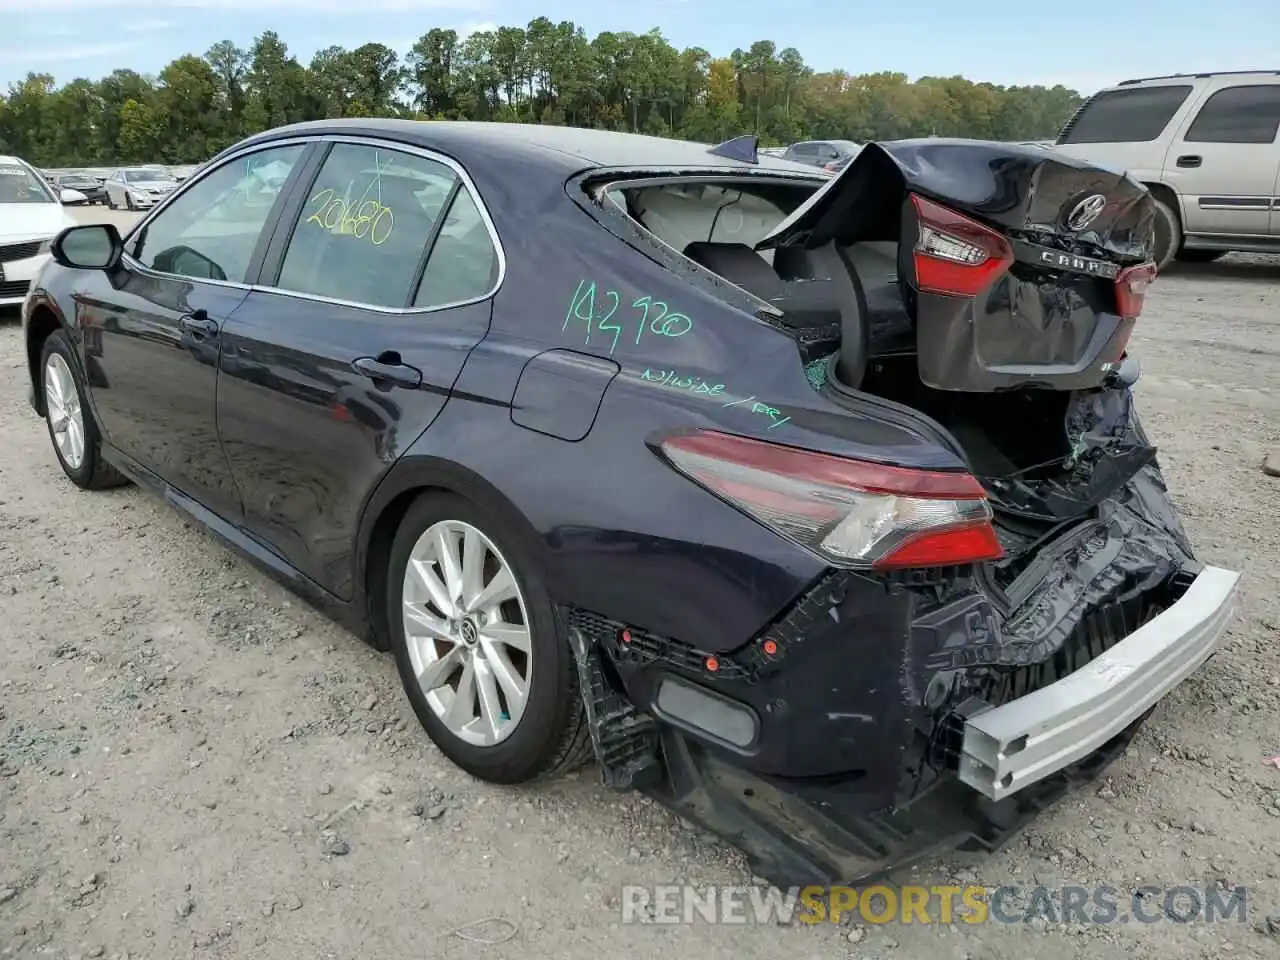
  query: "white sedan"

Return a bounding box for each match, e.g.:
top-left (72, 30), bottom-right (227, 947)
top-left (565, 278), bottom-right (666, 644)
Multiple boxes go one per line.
top-left (103, 167), bottom-right (179, 210)
top-left (0, 155), bottom-right (84, 308)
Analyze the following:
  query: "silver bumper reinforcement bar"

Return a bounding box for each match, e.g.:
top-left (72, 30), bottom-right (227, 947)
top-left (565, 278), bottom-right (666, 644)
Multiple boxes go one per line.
top-left (959, 565), bottom-right (1240, 802)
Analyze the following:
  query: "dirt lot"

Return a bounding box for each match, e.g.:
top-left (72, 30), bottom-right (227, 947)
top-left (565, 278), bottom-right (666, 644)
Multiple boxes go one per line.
top-left (2, 206), bottom-right (1278, 960)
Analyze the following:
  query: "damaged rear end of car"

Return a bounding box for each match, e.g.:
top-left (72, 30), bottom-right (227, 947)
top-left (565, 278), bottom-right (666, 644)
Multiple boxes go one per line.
top-left (564, 137), bottom-right (1240, 886)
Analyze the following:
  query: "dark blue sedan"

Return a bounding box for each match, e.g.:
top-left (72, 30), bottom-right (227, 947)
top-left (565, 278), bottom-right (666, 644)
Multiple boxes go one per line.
top-left (20, 120), bottom-right (1239, 885)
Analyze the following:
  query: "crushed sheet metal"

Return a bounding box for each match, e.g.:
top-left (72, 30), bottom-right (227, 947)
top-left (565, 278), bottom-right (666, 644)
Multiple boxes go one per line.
top-left (988, 386), bottom-right (1159, 523)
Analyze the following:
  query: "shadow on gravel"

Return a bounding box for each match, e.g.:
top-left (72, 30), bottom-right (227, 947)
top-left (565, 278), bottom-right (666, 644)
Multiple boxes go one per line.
top-left (1163, 258), bottom-right (1280, 284)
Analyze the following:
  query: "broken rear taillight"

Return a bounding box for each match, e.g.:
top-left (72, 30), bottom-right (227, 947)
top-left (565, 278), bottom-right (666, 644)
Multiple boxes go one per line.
top-left (660, 431), bottom-right (1004, 570)
top-left (909, 193), bottom-right (1015, 297)
top-left (1115, 262), bottom-right (1158, 318)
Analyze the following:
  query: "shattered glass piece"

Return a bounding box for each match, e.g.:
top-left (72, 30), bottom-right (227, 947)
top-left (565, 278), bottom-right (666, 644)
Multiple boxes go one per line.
top-left (805, 353), bottom-right (835, 392)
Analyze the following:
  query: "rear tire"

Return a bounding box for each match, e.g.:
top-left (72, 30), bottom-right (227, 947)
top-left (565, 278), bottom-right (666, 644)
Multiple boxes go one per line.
top-left (1175, 248), bottom-right (1226, 264)
top-left (1151, 197), bottom-right (1181, 272)
top-left (387, 491), bottom-right (591, 784)
top-left (39, 331), bottom-right (129, 490)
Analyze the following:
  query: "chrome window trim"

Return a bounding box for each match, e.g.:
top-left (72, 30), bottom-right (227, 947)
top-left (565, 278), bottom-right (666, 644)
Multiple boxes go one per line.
top-left (118, 133), bottom-right (507, 316)
top-left (119, 137), bottom-right (316, 293)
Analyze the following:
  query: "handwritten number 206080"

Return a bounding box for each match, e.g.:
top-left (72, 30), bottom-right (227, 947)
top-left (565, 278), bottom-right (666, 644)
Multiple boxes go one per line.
top-left (305, 188), bottom-right (395, 246)
top-left (563, 280), bottom-right (693, 355)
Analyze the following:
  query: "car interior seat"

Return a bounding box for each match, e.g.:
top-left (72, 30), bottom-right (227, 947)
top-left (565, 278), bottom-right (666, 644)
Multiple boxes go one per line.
top-left (682, 240), bottom-right (868, 386)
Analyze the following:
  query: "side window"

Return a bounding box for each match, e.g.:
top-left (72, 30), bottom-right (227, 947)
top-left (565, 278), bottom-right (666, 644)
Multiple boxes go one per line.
top-left (133, 144), bottom-right (305, 283)
top-left (413, 188), bottom-right (499, 307)
top-left (276, 143), bottom-right (456, 309)
top-left (1184, 85), bottom-right (1280, 144)
top-left (1057, 85), bottom-right (1193, 144)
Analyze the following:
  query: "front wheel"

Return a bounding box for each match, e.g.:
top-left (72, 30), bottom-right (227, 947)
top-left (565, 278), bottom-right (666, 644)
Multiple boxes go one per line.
top-left (387, 492), bottom-right (591, 784)
top-left (40, 331), bottom-right (128, 490)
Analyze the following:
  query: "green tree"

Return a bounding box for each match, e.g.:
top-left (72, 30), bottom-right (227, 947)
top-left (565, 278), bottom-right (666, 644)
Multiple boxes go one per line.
top-left (5, 23), bottom-right (1084, 167)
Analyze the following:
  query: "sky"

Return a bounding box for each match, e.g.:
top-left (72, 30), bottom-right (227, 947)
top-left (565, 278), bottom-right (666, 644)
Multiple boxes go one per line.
top-left (0, 0), bottom-right (1275, 94)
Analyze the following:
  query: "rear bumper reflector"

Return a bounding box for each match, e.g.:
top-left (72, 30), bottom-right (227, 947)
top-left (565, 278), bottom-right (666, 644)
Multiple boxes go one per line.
top-left (959, 565), bottom-right (1240, 801)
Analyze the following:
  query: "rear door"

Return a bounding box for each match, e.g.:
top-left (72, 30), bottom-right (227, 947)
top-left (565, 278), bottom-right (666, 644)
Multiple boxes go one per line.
top-left (1163, 81), bottom-right (1280, 238)
top-left (215, 137), bottom-right (502, 599)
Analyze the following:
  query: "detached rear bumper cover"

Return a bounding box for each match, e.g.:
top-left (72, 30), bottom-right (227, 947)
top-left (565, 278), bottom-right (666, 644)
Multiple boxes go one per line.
top-left (960, 565), bottom-right (1239, 801)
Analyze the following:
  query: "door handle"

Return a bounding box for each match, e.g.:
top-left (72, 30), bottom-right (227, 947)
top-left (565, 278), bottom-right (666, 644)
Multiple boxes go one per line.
top-left (352, 355), bottom-right (422, 388)
top-left (179, 309), bottom-right (219, 338)
top-left (1176, 155), bottom-right (1202, 168)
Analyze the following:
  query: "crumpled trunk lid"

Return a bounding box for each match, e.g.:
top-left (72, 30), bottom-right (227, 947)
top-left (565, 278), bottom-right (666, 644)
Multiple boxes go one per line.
top-left (760, 139), bottom-right (1159, 393)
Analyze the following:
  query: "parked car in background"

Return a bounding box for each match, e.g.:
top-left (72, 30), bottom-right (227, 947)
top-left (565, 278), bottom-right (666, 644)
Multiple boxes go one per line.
top-left (781, 138), bottom-right (862, 170)
top-left (21, 122), bottom-right (1237, 886)
top-left (1053, 70), bottom-right (1280, 269)
top-left (168, 164), bottom-right (200, 181)
top-left (55, 173), bottom-right (106, 205)
top-left (0, 154), bottom-right (82, 307)
top-left (103, 166), bottom-right (180, 210)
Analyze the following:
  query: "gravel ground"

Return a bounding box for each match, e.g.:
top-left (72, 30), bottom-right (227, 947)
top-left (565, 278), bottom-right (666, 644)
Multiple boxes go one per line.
top-left (1, 207), bottom-right (1278, 960)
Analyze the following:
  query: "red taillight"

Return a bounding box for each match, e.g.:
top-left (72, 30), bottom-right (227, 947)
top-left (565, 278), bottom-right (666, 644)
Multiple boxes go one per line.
top-left (909, 193), bottom-right (1014, 297)
top-left (660, 431), bottom-right (1004, 570)
top-left (1115, 262), bottom-right (1157, 319)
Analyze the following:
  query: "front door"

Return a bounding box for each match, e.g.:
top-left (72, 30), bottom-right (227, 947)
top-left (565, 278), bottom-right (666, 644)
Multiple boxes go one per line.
top-left (82, 142), bottom-right (311, 519)
top-left (1165, 82), bottom-right (1280, 238)
top-left (215, 139), bottom-right (503, 599)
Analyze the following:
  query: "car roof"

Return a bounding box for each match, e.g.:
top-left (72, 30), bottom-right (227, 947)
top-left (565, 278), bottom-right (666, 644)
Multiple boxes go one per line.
top-left (237, 119), bottom-right (819, 178)
top-left (0, 155), bottom-right (34, 167)
top-left (1115, 69), bottom-right (1280, 87)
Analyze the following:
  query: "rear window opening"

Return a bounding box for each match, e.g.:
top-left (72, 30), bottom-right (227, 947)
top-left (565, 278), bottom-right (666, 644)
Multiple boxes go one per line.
top-left (603, 178), bottom-right (813, 270)
top-left (601, 177), bottom-right (912, 363)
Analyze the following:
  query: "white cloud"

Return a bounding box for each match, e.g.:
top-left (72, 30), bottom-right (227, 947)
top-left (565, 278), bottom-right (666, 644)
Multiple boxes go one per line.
top-left (122, 18), bottom-right (177, 31)
top-left (0, 41), bottom-right (139, 63)
top-left (455, 20), bottom-right (498, 39)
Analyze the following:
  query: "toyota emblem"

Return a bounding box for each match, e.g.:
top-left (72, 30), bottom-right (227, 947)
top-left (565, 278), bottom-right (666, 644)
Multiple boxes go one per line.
top-left (1065, 194), bottom-right (1107, 231)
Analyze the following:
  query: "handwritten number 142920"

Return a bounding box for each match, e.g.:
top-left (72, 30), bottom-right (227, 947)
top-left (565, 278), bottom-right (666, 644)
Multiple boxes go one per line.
top-left (563, 280), bottom-right (692, 355)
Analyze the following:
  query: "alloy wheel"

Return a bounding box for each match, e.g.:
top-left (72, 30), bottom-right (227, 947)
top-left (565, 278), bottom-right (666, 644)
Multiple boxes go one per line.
top-left (44, 354), bottom-right (85, 471)
top-left (401, 519), bottom-right (533, 747)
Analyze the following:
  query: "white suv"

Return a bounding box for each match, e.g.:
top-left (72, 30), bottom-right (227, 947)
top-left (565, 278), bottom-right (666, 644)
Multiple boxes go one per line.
top-left (1052, 70), bottom-right (1280, 269)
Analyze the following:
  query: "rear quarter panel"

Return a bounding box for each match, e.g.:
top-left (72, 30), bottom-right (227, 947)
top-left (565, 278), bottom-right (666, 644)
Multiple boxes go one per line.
top-left (396, 159), bottom-right (968, 651)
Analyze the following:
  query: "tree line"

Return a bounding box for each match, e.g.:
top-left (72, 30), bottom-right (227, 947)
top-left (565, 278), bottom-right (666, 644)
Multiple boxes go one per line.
top-left (0, 22), bottom-right (1084, 168)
